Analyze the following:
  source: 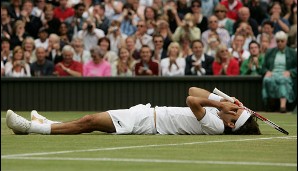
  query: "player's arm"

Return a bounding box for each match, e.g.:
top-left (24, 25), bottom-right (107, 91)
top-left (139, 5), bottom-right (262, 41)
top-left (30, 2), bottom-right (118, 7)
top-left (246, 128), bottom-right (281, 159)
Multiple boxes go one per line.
top-left (186, 96), bottom-right (240, 121)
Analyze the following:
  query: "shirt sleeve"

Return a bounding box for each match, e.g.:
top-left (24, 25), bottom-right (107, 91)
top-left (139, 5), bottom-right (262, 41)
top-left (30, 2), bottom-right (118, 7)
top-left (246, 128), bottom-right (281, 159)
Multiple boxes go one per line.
top-left (198, 109), bottom-right (224, 135)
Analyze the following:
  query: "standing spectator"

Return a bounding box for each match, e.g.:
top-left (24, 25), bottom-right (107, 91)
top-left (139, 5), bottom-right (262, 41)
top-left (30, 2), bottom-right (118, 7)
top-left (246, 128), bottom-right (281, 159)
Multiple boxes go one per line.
top-left (263, 2), bottom-right (290, 33)
top-left (5, 46), bottom-right (31, 77)
top-left (229, 33), bottom-right (251, 65)
top-left (201, 0), bottom-right (219, 18)
top-left (64, 3), bottom-right (86, 39)
top-left (77, 19), bottom-right (105, 51)
top-left (7, 0), bottom-right (22, 22)
top-left (256, 21), bottom-right (277, 49)
top-left (153, 17), bottom-right (173, 51)
top-left (53, 45), bottom-right (82, 77)
top-left (111, 47), bottom-right (136, 76)
top-left (164, 0), bottom-right (183, 33)
top-left (212, 44), bottom-right (239, 75)
top-left (125, 36), bottom-right (139, 60)
top-left (34, 27), bottom-right (49, 49)
top-left (10, 20), bottom-right (29, 50)
top-left (232, 7), bottom-right (259, 37)
top-left (71, 37), bottom-right (91, 64)
top-left (190, 0), bottom-right (209, 34)
top-left (134, 20), bottom-right (154, 51)
top-left (1, 5), bottom-right (14, 40)
top-left (83, 46), bottom-right (111, 77)
top-left (135, 45), bottom-right (159, 76)
top-left (1, 37), bottom-right (12, 64)
top-left (53, 0), bottom-right (75, 22)
top-left (185, 40), bottom-right (214, 76)
top-left (22, 36), bottom-right (36, 64)
top-left (152, 34), bottom-right (168, 61)
top-left (92, 3), bottom-right (110, 35)
top-left (173, 13), bottom-right (201, 43)
top-left (240, 41), bottom-right (264, 75)
top-left (106, 20), bottom-right (126, 54)
top-left (201, 15), bottom-right (230, 48)
top-left (46, 33), bottom-right (63, 65)
top-left (214, 4), bottom-right (235, 36)
top-left (262, 31), bottom-right (297, 113)
top-left (97, 37), bottom-right (118, 64)
top-left (160, 42), bottom-right (185, 76)
top-left (30, 47), bottom-right (54, 76)
top-left (42, 4), bottom-right (61, 35)
top-left (220, 0), bottom-right (243, 21)
top-left (244, 0), bottom-right (267, 26)
top-left (21, 0), bottom-right (43, 39)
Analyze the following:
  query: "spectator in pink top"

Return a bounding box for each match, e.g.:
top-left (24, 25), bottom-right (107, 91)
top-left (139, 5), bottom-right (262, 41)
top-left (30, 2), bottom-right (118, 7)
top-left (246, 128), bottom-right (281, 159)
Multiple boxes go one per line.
top-left (53, 0), bottom-right (75, 22)
top-left (83, 46), bottom-right (111, 77)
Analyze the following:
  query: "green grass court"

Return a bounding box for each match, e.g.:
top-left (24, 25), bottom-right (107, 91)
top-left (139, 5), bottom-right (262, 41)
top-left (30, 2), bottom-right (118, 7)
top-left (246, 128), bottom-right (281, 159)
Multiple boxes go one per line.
top-left (1, 111), bottom-right (297, 171)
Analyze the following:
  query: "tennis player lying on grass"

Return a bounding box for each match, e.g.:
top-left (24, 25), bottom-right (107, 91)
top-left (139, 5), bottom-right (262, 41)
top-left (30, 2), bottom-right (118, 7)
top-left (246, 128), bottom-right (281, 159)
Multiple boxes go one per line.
top-left (6, 87), bottom-right (261, 135)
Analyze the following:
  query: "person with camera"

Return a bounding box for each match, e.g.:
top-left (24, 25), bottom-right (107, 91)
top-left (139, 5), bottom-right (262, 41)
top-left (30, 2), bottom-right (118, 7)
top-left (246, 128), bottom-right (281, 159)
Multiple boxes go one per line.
top-left (4, 46), bottom-right (31, 77)
top-left (164, 0), bottom-right (183, 34)
top-left (135, 45), bottom-right (159, 76)
top-left (107, 20), bottom-right (126, 54)
top-left (172, 13), bottom-right (201, 43)
top-left (118, 3), bottom-right (138, 37)
top-left (77, 19), bottom-right (105, 51)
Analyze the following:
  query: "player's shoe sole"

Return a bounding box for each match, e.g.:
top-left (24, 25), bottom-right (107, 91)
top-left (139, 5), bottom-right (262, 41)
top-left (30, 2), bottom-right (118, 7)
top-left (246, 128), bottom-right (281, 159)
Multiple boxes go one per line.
top-left (6, 110), bottom-right (30, 135)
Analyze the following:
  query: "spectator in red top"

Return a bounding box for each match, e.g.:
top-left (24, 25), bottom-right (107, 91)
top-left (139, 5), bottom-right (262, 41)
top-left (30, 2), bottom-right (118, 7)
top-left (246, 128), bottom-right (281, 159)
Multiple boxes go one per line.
top-left (220, 0), bottom-right (243, 21)
top-left (53, 0), bottom-right (75, 22)
top-left (135, 45), bottom-right (159, 76)
top-left (53, 45), bottom-right (82, 77)
top-left (212, 44), bottom-right (239, 75)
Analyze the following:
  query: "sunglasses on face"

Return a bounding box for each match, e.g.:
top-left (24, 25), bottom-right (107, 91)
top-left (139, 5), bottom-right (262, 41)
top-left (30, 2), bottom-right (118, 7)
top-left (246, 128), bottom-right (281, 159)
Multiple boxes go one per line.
top-left (137, 25), bottom-right (144, 28)
top-left (276, 40), bottom-right (285, 43)
top-left (215, 10), bottom-right (225, 13)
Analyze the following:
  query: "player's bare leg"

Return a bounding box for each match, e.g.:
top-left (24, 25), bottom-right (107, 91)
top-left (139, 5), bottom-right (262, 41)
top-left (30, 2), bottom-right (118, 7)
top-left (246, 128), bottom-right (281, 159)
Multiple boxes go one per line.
top-left (51, 112), bottom-right (116, 134)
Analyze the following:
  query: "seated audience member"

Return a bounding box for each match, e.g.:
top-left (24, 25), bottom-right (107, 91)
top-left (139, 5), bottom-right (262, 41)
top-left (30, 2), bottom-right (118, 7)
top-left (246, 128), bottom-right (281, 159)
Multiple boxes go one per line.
top-left (160, 42), bottom-right (185, 76)
top-left (262, 2), bottom-right (290, 34)
top-left (190, 0), bottom-right (208, 33)
top-left (111, 47), bottom-right (136, 76)
top-left (1, 5), bottom-right (14, 40)
top-left (204, 31), bottom-right (221, 57)
top-left (172, 13), bottom-right (201, 43)
top-left (144, 6), bottom-right (158, 36)
top-left (30, 47), bottom-right (54, 76)
top-left (53, 45), bottom-right (82, 77)
top-left (152, 34), bottom-right (168, 62)
top-left (42, 3), bottom-right (61, 35)
top-left (232, 7), bottom-right (259, 37)
top-left (259, 33), bottom-right (271, 56)
top-left (83, 46), bottom-right (111, 77)
top-left (185, 40), bottom-right (214, 76)
top-left (106, 20), bottom-right (126, 54)
top-left (201, 0), bottom-right (219, 18)
top-left (244, 0), bottom-right (267, 26)
top-left (77, 19), bottom-right (105, 51)
top-left (71, 37), bottom-right (91, 64)
top-left (46, 34), bottom-right (63, 65)
top-left (220, 0), bottom-right (243, 21)
top-left (212, 44), bottom-right (239, 76)
top-left (58, 22), bottom-right (71, 46)
top-left (92, 3), bottom-right (110, 35)
top-left (153, 17), bottom-right (173, 51)
top-left (214, 4), bottom-right (235, 36)
top-left (5, 46), bottom-right (31, 77)
top-left (10, 20), bottom-right (29, 50)
top-left (164, 0), bottom-right (183, 34)
top-left (256, 21), bottom-right (277, 49)
top-left (34, 27), bottom-right (49, 49)
top-left (97, 37), bottom-right (118, 64)
top-left (179, 35), bottom-right (193, 58)
top-left (240, 41), bottom-right (264, 75)
top-left (64, 3), bottom-right (87, 38)
top-left (135, 45), bottom-right (159, 76)
top-left (134, 20), bottom-right (154, 51)
top-left (201, 15), bottom-right (230, 48)
top-left (125, 36), bottom-right (140, 60)
top-left (229, 34), bottom-right (250, 65)
top-left (22, 37), bottom-right (36, 64)
top-left (1, 37), bottom-right (12, 65)
top-left (262, 31), bottom-right (297, 113)
top-left (53, 0), bottom-right (74, 22)
top-left (232, 22), bottom-right (255, 50)
top-left (118, 3), bottom-right (138, 36)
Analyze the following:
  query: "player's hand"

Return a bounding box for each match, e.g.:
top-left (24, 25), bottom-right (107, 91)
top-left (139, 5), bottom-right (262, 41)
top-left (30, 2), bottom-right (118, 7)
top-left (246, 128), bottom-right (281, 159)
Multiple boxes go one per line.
top-left (220, 102), bottom-right (240, 115)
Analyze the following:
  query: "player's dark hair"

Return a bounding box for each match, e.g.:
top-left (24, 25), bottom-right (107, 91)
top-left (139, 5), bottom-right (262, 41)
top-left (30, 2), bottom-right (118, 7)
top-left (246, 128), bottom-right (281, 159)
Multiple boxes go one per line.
top-left (224, 116), bottom-right (261, 135)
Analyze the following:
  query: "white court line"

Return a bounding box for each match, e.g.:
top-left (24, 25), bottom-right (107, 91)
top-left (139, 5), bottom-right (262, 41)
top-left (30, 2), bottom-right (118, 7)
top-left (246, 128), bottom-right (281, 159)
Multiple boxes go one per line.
top-left (2, 156), bottom-right (297, 167)
top-left (1, 136), bottom-right (296, 158)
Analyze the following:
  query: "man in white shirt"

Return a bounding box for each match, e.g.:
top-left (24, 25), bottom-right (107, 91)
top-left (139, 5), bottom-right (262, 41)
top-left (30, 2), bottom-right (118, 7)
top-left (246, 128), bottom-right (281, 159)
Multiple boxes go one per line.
top-left (6, 87), bottom-right (261, 135)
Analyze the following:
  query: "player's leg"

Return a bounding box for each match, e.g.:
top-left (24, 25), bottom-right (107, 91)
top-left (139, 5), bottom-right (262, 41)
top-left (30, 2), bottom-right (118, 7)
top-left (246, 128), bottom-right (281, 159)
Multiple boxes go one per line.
top-left (50, 112), bottom-right (116, 134)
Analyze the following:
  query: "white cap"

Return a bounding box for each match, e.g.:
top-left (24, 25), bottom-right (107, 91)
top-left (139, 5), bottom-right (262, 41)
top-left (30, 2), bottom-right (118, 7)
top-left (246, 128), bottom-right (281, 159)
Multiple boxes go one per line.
top-left (232, 110), bottom-right (251, 132)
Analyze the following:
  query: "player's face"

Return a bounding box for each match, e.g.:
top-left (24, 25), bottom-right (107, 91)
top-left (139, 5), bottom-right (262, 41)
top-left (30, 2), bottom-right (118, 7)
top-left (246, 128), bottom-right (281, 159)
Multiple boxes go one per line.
top-left (219, 108), bottom-right (244, 128)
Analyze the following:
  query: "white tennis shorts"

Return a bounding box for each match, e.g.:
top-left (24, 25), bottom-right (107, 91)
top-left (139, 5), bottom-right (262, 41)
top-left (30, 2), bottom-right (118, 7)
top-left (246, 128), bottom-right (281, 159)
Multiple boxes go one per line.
top-left (107, 103), bottom-right (157, 134)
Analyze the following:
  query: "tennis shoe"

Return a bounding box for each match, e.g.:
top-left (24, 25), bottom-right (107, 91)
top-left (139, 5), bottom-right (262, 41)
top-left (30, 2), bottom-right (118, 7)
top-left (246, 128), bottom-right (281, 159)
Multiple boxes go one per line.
top-left (6, 110), bottom-right (30, 135)
top-left (31, 110), bottom-right (60, 124)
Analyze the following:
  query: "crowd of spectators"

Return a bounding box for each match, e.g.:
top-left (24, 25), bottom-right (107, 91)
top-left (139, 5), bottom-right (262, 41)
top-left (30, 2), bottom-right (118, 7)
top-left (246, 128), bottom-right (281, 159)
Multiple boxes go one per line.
top-left (1, 0), bottom-right (297, 78)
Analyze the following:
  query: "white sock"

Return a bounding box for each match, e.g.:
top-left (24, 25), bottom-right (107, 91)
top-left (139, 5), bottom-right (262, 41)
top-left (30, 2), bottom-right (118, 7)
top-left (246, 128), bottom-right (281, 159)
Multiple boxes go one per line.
top-left (28, 122), bottom-right (51, 134)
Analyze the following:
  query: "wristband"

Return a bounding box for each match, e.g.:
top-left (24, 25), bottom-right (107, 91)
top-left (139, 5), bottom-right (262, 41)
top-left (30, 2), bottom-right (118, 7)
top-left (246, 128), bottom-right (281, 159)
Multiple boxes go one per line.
top-left (208, 93), bottom-right (224, 102)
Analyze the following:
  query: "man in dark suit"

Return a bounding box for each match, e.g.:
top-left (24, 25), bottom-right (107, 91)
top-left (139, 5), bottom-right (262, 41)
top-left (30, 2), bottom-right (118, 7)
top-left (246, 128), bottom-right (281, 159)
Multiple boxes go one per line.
top-left (185, 40), bottom-right (214, 75)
